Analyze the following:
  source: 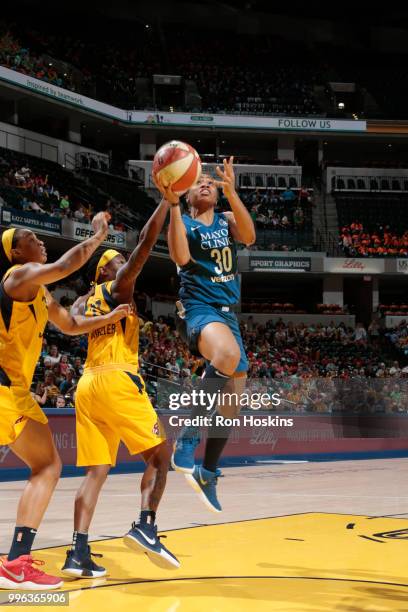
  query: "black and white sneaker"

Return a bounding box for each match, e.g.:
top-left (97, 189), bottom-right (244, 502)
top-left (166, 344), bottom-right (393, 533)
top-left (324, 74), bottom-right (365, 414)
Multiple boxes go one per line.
top-left (61, 547), bottom-right (107, 578)
top-left (123, 522), bottom-right (180, 570)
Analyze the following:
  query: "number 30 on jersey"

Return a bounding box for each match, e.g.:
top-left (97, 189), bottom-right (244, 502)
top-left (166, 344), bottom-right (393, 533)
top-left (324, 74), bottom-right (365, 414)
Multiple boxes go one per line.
top-left (210, 247), bottom-right (233, 274)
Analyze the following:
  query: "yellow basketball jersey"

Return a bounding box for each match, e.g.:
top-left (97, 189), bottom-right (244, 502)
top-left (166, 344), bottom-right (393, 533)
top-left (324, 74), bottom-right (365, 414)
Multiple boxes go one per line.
top-left (84, 281), bottom-right (139, 369)
top-left (0, 265), bottom-right (48, 389)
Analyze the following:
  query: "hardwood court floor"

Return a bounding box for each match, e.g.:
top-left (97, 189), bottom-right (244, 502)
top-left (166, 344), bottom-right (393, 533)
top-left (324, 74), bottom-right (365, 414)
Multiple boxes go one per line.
top-left (1, 459), bottom-right (408, 610)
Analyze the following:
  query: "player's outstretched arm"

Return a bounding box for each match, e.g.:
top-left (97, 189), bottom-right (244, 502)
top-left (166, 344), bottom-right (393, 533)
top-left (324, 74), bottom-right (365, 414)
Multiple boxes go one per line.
top-left (5, 213), bottom-right (110, 299)
top-left (215, 157), bottom-right (256, 246)
top-left (46, 290), bottom-right (131, 336)
top-left (111, 198), bottom-right (170, 303)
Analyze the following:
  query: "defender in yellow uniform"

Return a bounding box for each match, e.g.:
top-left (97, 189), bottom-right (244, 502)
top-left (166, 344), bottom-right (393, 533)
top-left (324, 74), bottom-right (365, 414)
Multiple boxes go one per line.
top-left (75, 275), bottom-right (164, 466)
top-left (63, 196), bottom-right (179, 579)
top-left (0, 216), bottom-right (131, 591)
top-left (0, 264), bottom-right (49, 445)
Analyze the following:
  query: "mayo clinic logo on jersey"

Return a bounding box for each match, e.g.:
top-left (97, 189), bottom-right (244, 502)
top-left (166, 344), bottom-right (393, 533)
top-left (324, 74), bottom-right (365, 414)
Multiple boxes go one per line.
top-left (199, 228), bottom-right (232, 250)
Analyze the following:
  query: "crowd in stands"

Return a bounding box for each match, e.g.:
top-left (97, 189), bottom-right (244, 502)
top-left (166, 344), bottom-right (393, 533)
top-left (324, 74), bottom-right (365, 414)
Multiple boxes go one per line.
top-left (336, 194), bottom-right (408, 257)
top-left (387, 323), bottom-right (408, 359)
top-left (0, 144), bottom-right (314, 253)
top-left (236, 187), bottom-right (314, 251)
top-left (339, 222), bottom-right (408, 257)
top-left (378, 304), bottom-right (408, 317)
top-left (2, 15), bottom-right (408, 120)
top-left (31, 293), bottom-right (408, 413)
top-left (0, 21), bottom-right (320, 116)
top-left (0, 147), bottom-right (146, 232)
top-left (240, 187), bottom-right (312, 231)
top-left (0, 29), bottom-right (73, 90)
top-left (241, 302), bottom-right (347, 315)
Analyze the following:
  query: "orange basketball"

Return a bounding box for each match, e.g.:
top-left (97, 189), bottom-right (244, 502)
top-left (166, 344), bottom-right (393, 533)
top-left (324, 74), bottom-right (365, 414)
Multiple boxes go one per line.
top-left (152, 140), bottom-right (202, 196)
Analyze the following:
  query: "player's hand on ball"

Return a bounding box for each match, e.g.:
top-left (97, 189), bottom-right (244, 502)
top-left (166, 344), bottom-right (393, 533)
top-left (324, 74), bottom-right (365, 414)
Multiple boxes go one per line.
top-left (215, 156), bottom-right (236, 199)
top-left (153, 175), bottom-right (180, 206)
top-left (106, 303), bottom-right (133, 322)
top-left (91, 211), bottom-right (111, 238)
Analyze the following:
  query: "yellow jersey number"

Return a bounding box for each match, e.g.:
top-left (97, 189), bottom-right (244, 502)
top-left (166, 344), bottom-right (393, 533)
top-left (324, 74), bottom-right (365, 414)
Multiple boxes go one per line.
top-left (210, 247), bottom-right (233, 274)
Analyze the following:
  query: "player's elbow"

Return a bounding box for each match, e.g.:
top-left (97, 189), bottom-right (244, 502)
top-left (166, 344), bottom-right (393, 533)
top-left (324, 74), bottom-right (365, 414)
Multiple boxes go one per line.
top-left (168, 243), bottom-right (190, 267)
top-left (172, 252), bottom-right (190, 267)
top-left (243, 231), bottom-right (256, 247)
top-left (62, 317), bottom-right (80, 336)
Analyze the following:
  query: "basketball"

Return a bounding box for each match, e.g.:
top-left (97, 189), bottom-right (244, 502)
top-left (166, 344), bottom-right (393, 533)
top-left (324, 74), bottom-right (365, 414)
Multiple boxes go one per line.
top-left (152, 140), bottom-right (202, 195)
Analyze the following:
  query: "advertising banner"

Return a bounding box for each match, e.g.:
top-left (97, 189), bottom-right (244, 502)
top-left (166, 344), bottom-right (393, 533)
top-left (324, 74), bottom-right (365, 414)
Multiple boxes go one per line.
top-left (69, 220), bottom-right (127, 248)
top-left (249, 255), bottom-right (311, 272)
top-left (0, 66), bottom-right (367, 133)
top-left (397, 259), bottom-right (408, 274)
top-left (324, 258), bottom-right (385, 274)
top-left (1, 207), bottom-right (61, 235)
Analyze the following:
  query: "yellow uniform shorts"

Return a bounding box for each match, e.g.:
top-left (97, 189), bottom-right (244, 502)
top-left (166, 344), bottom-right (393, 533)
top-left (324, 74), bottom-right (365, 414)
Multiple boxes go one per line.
top-left (75, 365), bottom-right (166, 467)
top-left (0, 385), bottom-right (48, 446)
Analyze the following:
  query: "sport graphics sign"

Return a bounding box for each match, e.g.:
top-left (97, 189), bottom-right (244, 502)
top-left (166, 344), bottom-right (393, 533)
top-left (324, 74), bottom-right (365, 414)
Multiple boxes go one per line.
top-left (249, 255), bottom-right (311, 272)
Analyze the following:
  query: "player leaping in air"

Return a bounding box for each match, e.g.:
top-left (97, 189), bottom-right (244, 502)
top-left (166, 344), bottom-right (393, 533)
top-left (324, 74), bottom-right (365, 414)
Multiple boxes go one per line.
top-left (61, 196), bottom-right (179, 579)
top-left (159, 156), bottom-right (256, 512)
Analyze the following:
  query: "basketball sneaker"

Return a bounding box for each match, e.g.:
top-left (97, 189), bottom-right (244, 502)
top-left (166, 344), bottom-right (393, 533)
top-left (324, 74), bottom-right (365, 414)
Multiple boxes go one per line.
top-left (0, 555), bottom-right (63, 590)
top-left (171, 426), bottom-right (201, 473)
top-left (61, 547), bottom-right (106, 578)
top-left (123, 522), bottom-right (180, 569)
top-left (185, 465), bottom-right (222, 512)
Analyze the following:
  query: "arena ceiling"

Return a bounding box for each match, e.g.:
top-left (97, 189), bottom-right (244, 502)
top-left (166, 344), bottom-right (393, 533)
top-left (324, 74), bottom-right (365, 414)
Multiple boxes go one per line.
top-left (12, 0), bottom-right (408, 28)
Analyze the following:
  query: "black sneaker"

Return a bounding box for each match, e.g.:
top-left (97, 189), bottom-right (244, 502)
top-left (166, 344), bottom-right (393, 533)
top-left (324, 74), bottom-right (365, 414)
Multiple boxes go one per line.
top-left (123, 522), bottom-right (180, 570)
top-left (61, 547), bottom-right (107, 578)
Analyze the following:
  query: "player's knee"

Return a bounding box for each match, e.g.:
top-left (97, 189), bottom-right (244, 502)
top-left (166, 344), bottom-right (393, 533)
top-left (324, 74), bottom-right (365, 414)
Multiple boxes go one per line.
top-left (216, 345), bottom-right (241, 374)
top-left (85, 466), bottom-right (110, 486)
top-left (149, 442), bottom-right (171, 468)
top-left (33, 455), bottom-right (61, 485)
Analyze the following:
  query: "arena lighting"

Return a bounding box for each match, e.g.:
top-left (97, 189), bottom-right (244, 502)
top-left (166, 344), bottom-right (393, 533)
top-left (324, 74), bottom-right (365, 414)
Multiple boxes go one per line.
top-left (338, 102), bottom-right (345, 109)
